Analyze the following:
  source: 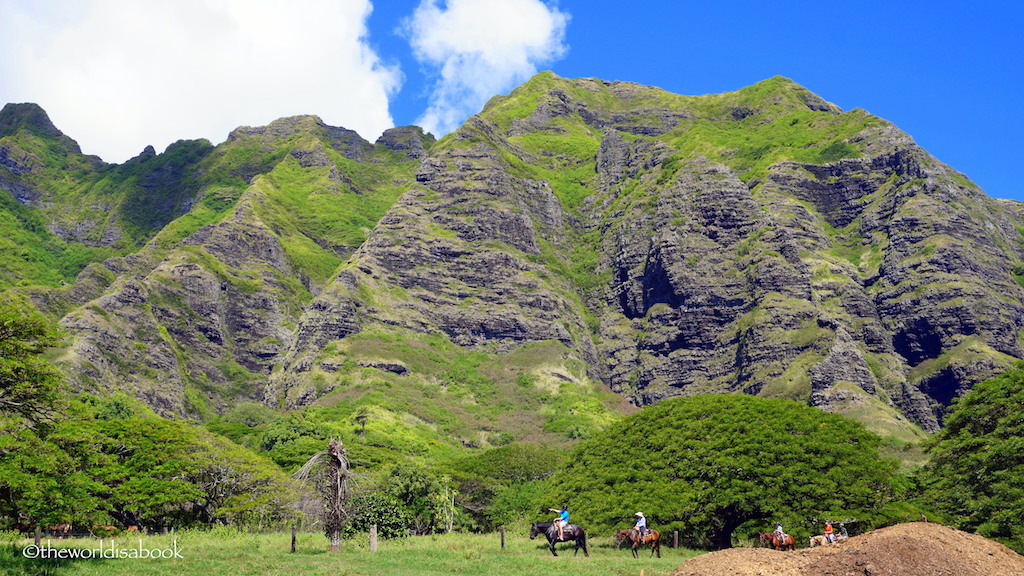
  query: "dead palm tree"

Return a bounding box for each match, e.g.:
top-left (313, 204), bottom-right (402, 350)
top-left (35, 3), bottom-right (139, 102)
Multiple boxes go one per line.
top-left (294, 439), bottom-right (353, 552)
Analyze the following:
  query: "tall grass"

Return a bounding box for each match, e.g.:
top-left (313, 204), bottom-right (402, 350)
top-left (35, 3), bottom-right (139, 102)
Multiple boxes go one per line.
top-left (1, 528), bottom-right (700, 576)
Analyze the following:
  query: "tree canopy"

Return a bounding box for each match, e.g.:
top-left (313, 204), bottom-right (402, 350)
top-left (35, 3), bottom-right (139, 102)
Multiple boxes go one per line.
top-left (0, 298), bottom-right (66, 423)
top-left (0, 394), bottom-right (294, 530)
top-left (920, 363), bottom-right (1024, 553)
top-left (545, 394), bottom-right (897, 548)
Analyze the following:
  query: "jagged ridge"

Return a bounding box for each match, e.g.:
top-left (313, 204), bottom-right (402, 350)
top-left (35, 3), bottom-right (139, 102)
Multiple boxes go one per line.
top-left (3, 73), bottom-right (1023, 445)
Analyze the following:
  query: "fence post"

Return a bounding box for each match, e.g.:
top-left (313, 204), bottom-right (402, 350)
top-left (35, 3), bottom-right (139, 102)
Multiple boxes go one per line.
top-left (34, 526), bottom-right (41, 546)
top-left (500, 525), bottom-right (505, 549)
top-left (291, 524), bottom-right (297, 553)
top-left (369, 524), bottom-right (378, 552)
top-left (673, 531), bottom-right (679, 549)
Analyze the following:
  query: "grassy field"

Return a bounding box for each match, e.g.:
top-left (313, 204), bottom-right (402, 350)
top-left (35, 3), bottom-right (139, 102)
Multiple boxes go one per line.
top-left (1, 528), bottom-right (702, 576)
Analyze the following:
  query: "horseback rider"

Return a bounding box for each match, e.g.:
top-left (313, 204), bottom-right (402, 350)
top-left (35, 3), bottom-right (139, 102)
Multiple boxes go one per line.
top-left (633, 512), bottom-right (648, 538)
top-left (824, 520), bottom-right (834, 543)
top-left (548, 505), bottom-right (569, 539)
top-left (774, 521), bottom-right (786, 542)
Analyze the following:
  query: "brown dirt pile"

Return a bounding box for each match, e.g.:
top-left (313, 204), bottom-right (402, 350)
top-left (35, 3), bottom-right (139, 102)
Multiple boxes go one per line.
top-left (670, 522), bottom-right (1024, 576)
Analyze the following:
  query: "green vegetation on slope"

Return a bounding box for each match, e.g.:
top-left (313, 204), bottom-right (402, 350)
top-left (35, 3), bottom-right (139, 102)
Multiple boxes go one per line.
top-left (920, 363), bottom-right (1024, 553)
top-left (252, 333), bottom-right (624, 470)
top-left (252, 145), bottom-right (416, 285)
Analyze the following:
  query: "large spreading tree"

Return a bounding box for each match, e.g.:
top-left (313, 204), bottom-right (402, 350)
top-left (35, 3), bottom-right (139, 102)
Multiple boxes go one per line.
top-left (545, 394), bottom-right (897, 548)
top-left (920, 364), bottom-right (1024, 553)
top-left (0, 298), bottom-right (66, 423)
top-left (0, 301), bottom-right (294, 529)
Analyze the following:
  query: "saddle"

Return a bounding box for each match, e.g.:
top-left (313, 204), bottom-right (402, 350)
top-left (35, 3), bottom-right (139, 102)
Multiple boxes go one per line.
top-left (631, 528), bottom-right (653, 543)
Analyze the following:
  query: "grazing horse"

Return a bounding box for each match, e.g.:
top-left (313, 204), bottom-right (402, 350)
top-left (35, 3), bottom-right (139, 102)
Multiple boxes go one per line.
top-left (759, 531), bottom-right (795, 551)
top-left (624, 529), bottom-right (661, 558)
top-left (47, 523), bottom-right (72, 538)
top-left (530, 522), bottom-right (589, 557)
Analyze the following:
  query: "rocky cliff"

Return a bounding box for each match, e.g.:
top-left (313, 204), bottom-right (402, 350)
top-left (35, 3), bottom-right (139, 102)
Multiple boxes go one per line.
top-left (3, 73), bottom-right (1023, 439)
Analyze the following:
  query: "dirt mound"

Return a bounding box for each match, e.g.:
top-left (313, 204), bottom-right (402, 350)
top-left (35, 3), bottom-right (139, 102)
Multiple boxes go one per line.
top-left (670, 522), bottom-right (1024, 576)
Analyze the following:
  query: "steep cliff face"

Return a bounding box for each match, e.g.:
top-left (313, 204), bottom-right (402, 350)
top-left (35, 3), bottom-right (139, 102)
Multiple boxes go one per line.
top-left (49, 117), bottom-right (429, 416)
top-left (267, 117), bottom-right (594, 406)
top-left (6, 74), bottom-right (1023, 439)
top-left (518, 75), bottom-right (1023, 433)
top-left (271, 74), bottom-right (1024, 434)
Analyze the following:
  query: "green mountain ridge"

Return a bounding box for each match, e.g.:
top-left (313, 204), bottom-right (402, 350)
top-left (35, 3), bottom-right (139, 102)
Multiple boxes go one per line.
top-left (3, 73), bottom-right (1024, 460)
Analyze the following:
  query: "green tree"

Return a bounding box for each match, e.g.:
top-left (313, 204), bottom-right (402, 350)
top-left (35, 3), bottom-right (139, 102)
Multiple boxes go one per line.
top-left (920, 364), bottom-right (1024, 553)
top-left (0, 298), bottom-right (66, 423)
top-left (1, 407), bottom-right (294, 530)
top-left (0, 418), bottom-right (104, 527)
top-left (380, 463), bottom-right (458, 534)
top-left (545, 394), bottom-right (897, 548)
top-left (0, 300), bottom-right (90, 526)
top-left (344, 492), bottom-right (414, 539)
top-left (259, 409), bottom-right (329, 470)
top-left (83, 416), bottom-right (293, 529)
top-left (354, 406), bottom-right (372, 436)
top-left (447, 444), bottom-right (564, 529)
top-left (450, 444), bottom-right (564, 484)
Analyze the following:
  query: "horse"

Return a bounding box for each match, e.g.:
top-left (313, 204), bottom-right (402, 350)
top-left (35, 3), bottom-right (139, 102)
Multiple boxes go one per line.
top-left (90, 525), bottom-right (118, 537)
top-left (530, 521), bottom-right (589, 557)
top-left (46, 523), bottom-right (72, 538)
top-left (809, 534), bottom-right (829, 547)
top-left (624, 528), bottom-right (661, 558)
top-left (810, 533), bottom-right (848, 547)
top-left (759, 531), bottom-right (795, 551)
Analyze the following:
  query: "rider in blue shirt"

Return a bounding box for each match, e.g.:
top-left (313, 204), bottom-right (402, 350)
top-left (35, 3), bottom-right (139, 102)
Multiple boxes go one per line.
top-left (549, 505), bottom-right (569, 539)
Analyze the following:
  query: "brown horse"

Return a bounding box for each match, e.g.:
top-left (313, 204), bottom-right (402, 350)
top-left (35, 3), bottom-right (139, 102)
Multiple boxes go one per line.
top-left (759, 531), bottom-right (795, 551)
top-left (47, 523), bottom-right (72, 538)
top-left (624, 529), bottom-right (661, 558)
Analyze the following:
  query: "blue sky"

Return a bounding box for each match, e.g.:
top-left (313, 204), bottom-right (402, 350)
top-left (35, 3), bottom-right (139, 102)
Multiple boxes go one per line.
top-left (2, 0), bottom-right (1021, 200)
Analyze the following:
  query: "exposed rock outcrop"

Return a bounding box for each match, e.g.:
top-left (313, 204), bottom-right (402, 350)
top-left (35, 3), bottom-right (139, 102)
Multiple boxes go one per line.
top-left (7, 74), bottom-right (1023, 436)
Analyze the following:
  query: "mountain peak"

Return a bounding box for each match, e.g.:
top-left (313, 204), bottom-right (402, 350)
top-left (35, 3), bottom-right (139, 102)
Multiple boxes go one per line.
top-left (0, 102), bottom-right (72, 142)
top-left (732, 76), bottom-right (842, 113)
top-left (228, 114), bottom-right (329, 142)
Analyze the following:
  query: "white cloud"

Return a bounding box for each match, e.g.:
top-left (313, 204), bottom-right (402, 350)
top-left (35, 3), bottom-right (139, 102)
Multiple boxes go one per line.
top-left (407, 0), bottom-right (569, 137)
top-left (0, 0), bottom-right (401, 163)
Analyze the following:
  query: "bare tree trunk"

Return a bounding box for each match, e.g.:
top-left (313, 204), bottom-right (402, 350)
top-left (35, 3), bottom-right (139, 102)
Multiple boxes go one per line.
top-left (324, 439), bottom-right (350, 553)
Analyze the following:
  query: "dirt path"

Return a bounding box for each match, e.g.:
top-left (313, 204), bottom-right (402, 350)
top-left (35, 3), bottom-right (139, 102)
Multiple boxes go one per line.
top-left (670, 522), bottom-right (1024, 576)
